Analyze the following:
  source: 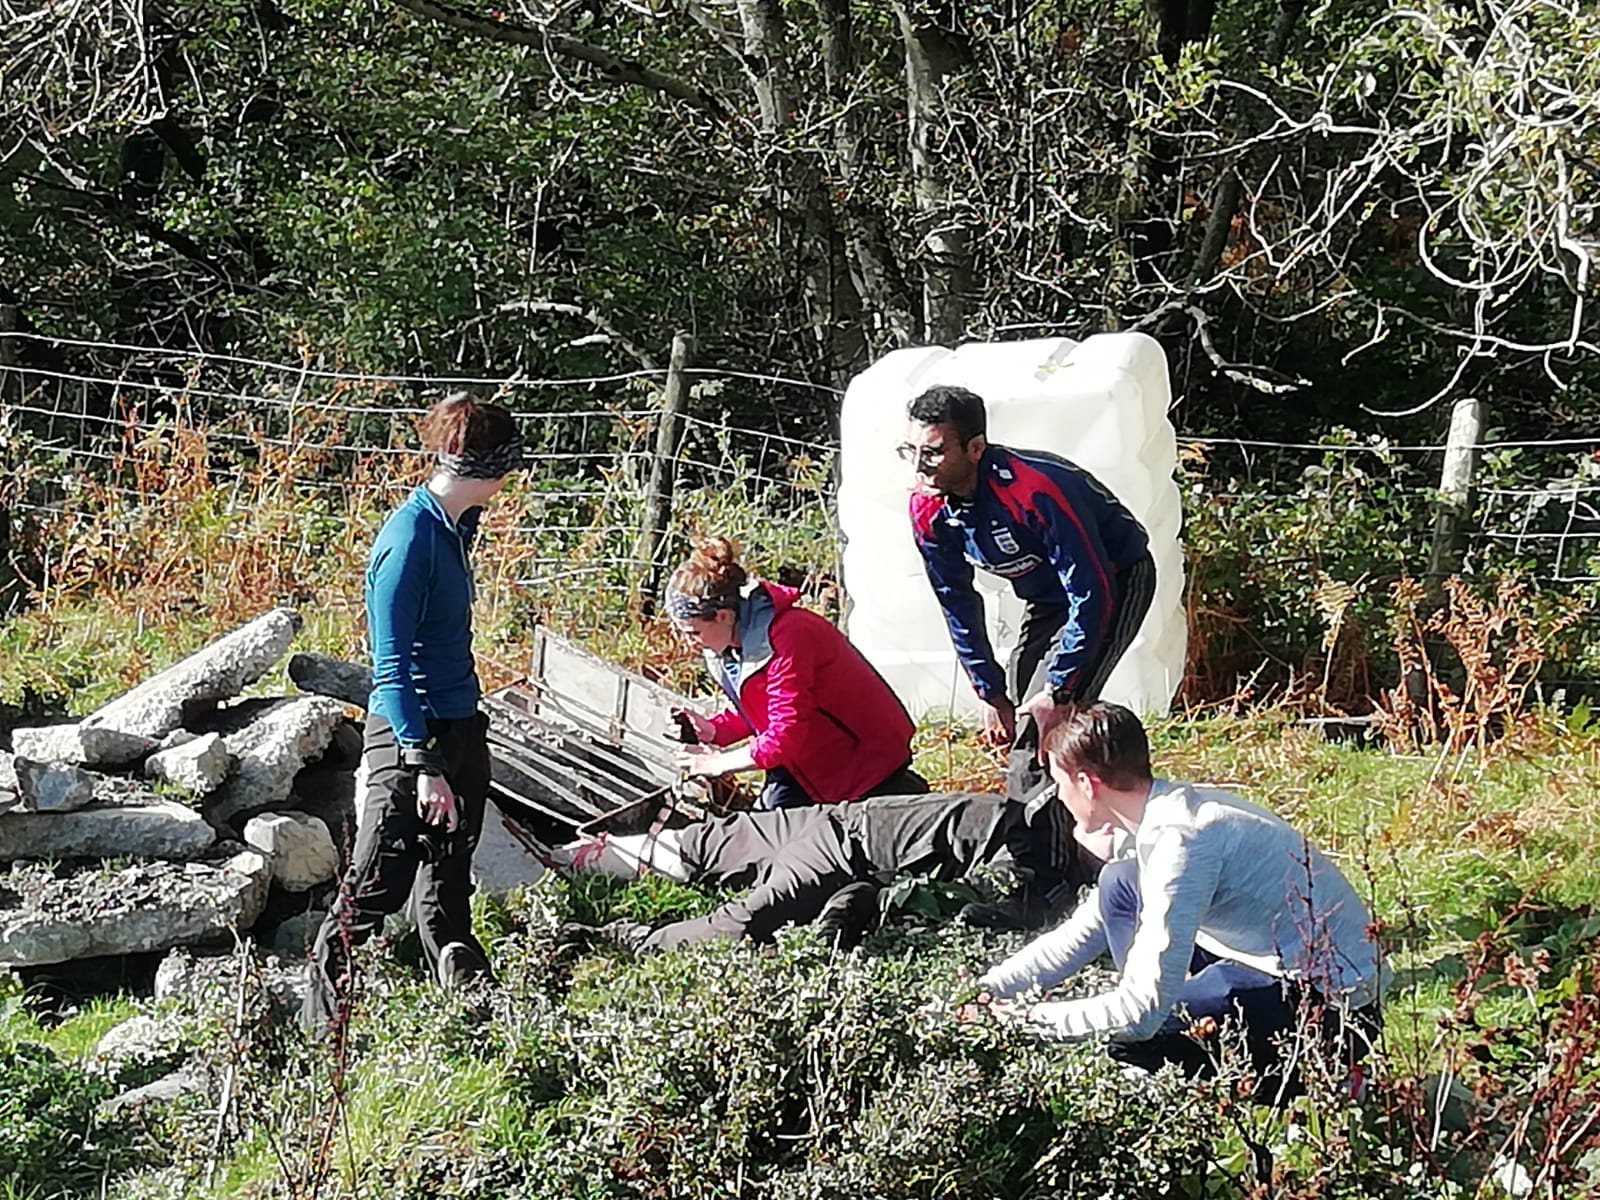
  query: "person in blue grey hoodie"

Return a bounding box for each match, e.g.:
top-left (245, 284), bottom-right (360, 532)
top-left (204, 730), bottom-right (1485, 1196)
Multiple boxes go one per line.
top-left (905, 385), bottom-right (1156, 929)
top-left (303, 393), bottom-right (525, 1031)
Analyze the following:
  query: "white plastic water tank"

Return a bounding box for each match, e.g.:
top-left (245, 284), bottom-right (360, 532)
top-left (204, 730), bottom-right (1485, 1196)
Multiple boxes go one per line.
top-left (838, 333), bottom-right (1186, 720)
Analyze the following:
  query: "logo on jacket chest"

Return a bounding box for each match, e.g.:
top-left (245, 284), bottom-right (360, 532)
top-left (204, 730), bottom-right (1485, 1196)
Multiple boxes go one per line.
top-left (961, 522), bottom-right (1041, 578)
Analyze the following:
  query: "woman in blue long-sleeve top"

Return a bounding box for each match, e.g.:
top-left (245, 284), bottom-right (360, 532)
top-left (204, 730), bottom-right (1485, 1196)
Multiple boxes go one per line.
top-left (304, 393), bottom-right (525, 1031)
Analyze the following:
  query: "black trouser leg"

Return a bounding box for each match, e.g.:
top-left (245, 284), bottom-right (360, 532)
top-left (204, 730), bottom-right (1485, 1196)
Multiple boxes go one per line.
top-left (1108, 985), bottom-right (1381, 1104)
top-left (676, 807), bottom-right (835, 890)
top-left (1005, 602), bottom-right (1070, 806)
top-left (410, 712), bottom-right (493, 977)
top-left (861, 763), bottom-right (930, 798)
top-left (757, 765), bottom-right (813, 810)
top-left (643, 816), bottom-right (857, 949)
top-left (303, 711), bottom-right (489, 1031)
top-left (305, 714), bottom-right (418, 1030)
top-left (1005, 552), bottom-right (1159, 805)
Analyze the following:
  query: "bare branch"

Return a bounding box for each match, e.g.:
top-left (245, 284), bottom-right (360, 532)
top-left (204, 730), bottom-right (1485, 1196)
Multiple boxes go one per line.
top-left (1135, 303), bottom-right (1311, 394)
top-left (388, 0), bottom-right (728, 118)
top-left (493, 299), bottom-right (660, 371)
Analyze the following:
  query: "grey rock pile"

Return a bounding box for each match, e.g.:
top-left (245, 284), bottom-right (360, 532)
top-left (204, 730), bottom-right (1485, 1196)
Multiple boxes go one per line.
top-left (0, 608), bottom-right (362, 970)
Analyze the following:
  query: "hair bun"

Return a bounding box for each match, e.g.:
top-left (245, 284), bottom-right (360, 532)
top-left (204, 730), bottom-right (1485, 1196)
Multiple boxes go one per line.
top-left (675, 536), bottom-right (746, 599)
top-left (691, 536), bottom-right (737, 569)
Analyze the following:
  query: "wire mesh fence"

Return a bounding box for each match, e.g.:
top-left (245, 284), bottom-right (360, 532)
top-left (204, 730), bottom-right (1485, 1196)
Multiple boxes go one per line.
top-left (1180, 434), bottom-right (1600, 586)
top-left (0, 333), bottom-right (839, 626)
top-left (3, 332), bottom-right (1598, 607)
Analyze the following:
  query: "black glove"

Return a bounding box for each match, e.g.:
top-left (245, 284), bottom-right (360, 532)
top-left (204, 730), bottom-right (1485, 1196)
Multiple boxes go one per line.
top-left (668, 708), bottom-right (700, 745)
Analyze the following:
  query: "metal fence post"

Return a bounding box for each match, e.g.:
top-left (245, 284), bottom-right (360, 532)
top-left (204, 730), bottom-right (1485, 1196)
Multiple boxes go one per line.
top-left (635, 332), bottom-right (694, 614)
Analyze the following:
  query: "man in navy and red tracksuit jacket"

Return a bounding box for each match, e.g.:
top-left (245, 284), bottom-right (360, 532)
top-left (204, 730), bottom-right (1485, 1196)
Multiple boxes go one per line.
top-left (904, 385), bottom-right (1157, 925)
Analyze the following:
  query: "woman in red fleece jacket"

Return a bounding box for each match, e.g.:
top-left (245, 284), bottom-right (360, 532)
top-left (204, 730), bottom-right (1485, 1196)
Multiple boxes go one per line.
top-left (666, 538), bottom-right (928, 809)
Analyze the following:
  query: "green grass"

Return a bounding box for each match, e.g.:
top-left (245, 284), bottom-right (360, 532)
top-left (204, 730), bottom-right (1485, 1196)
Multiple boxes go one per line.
top-left (6, 440), bottom-right (1600, 1196)
top-left (0, 990), bottom-right (142, 1062)
top-left (7, 712), bottom-right (1595, 1199)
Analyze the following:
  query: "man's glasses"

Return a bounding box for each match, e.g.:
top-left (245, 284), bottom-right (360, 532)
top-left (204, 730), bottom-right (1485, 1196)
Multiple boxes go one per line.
top-left (896, 441), bottom-right (950, 472)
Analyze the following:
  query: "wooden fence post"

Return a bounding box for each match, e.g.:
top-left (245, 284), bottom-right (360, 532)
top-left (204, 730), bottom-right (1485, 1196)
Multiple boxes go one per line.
top-left (1405, 395), bottom-right (1486, 708)
top-left (635, 331), bottom-right (694, 614)
top-left (1427, 396), bottom-right (1487, 588)
top-left (0, 305), bottom-right (18, 611)
top-left (0, 304), bottom-right (17, 409)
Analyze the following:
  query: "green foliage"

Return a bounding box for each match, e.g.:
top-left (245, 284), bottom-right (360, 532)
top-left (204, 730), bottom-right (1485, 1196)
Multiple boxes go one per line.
top-left (0, 990), bottom-right (143, 1062)
top-left (0, 713), bottom-right (1588, 1198)
top-left (1180, 436), bottom-right (1433, 702)
top-left (11, 0), bottom-right (1597, 440)
top-left (1179, 437), bottom-right (1600, 706)
top-left (0, 1032), bottom-right (140, 1199)
top-left (554, 870), bottom-right (724, 928)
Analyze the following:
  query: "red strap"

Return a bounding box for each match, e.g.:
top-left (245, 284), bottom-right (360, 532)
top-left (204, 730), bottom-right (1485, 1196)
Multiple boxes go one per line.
top-left (571, 832), bottom-right (611, 872)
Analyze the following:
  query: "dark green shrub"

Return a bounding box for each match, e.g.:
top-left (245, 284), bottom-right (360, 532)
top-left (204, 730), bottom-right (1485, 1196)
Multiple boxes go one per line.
top-left (0, 1039), bottom-right (136, 1198)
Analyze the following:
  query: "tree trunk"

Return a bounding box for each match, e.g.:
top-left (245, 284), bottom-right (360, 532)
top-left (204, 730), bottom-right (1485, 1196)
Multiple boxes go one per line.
top-left (1146, 0), bottom-right (1217, 66)
top-left (1188, 0), bottom-right (1306, 285)
top-left (817, 0), bottom-right (920, 349)
top-left (736, 0), bottom-right (866, 385)
top-left (896, 0), bottom-right (974, 346)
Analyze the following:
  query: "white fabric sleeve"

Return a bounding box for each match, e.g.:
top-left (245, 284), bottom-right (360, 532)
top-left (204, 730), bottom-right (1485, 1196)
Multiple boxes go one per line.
top-left (1020, 825), bottom-right (1222, 1042)
top-left (976, 886), bottom-right (1109, 998)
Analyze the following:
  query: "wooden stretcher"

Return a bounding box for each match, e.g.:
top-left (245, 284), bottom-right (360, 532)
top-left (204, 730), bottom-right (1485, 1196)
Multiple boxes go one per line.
top-left (482, 628), bottom-right (712, 850)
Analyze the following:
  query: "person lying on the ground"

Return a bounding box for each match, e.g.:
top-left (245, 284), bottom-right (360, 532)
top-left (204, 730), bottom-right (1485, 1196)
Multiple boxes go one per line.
top-left (968, 701), bottom-right (1386, 1089)
top-left (551, 789), bottom-right (1097, 952)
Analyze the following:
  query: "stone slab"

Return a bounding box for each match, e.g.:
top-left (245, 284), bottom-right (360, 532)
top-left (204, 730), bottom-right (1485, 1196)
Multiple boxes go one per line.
top-left (12, 758), bottom-right (98, 813)
top-left (244, 812), bottom-right (337, 892)
top-left (153, 947), bottom-right (307, 1018)
top-left (261, 909), bottom-right (325, 957)
top-left (145, 733), bottom-right (233, 798)
top-left (0, 848), bottom-right (270, 968)
top-left (101, 1066), bottom-right (207, 1116)
top-left (85, 608), bottom-right (302, 741)
top-left (288, 653), bottom-right (373, 709)
top-left (0, 799), bottom-right (216, 862)
top-left (10, 722), bottom-right (157, 767)
top-left (93, 1014), bottom-right (187, 1080)
top-left (205, 697), bottom-right (347, 829)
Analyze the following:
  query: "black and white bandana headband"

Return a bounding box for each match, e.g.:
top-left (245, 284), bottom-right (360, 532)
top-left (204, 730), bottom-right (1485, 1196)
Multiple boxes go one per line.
top-left (437, 434), bottom-right (527, 480)
top-left (665, 588), bottom-right (731, 623)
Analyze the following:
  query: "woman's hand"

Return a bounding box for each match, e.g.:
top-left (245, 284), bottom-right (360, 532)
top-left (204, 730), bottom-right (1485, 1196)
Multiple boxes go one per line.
top-left (670, 708), bottom-right (718, 744)
top-left (675, 745), bottom-right (726, 778)
top-left (416, 772), bottom-right (460, 831)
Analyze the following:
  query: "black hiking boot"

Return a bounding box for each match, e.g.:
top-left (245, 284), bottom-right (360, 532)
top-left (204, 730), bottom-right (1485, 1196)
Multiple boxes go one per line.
top-left (957, 892), bottom-right (1038, 932)
top-left (814, 882), bottom-right (880, 950)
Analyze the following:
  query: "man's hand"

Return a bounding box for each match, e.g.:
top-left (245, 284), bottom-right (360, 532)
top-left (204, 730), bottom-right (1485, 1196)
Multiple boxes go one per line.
top-left (956, 993), bottom-right (1028, 1026)
top-left (955, 989), bottom-right (995, 1024)
top-left (675, 744), bottom-right (725, 778)
top-left (982, 696), bottom-right (1016, 745)
top-left (987, 998), bottom-right (1025, 1024)
top-left (1020, 690), bottom-right (1065, 756)
top-left (416, 772), bottom-right (459, 832)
